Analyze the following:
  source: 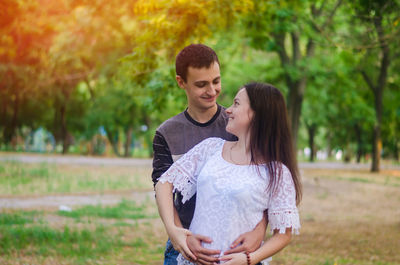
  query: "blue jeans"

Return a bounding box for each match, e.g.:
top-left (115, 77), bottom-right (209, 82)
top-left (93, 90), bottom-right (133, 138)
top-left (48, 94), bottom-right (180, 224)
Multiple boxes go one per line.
top-left (164, 239), bottom-right (179, 265)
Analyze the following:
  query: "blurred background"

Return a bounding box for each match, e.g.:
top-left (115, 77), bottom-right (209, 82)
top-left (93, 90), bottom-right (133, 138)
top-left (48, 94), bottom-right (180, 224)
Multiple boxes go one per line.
top-left (1, 1), bottom-right (400, 264)
top-left (1, 0), bottom-right (399, 171)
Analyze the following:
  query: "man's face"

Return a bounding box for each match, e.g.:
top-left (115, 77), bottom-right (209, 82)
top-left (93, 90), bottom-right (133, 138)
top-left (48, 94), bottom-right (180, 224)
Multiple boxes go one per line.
top-left (176, 62), bottom-right (221, 111)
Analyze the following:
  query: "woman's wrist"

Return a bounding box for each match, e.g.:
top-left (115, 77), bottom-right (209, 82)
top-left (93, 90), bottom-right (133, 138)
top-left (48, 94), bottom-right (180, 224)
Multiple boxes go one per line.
top-left (245, 251), bottom-right (252, 265)
top-left (249, 251), bottom-right (258, 265)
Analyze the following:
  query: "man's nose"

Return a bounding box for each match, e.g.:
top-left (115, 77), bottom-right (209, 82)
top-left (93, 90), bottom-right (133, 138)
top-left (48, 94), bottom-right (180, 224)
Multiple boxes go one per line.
top-left (207, 83), bottom-right (217, 96)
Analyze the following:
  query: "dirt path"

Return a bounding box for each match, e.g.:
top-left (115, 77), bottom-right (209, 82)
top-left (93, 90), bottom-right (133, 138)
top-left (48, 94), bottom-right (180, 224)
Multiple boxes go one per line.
top-left (0, 152), bottom-right (152, 167)
top-left (0, 190), bottom-right (154, 211)
top-left (1, 152), bottom-right (399, 170)
top-left (1, 152), bottom-right (399, 212)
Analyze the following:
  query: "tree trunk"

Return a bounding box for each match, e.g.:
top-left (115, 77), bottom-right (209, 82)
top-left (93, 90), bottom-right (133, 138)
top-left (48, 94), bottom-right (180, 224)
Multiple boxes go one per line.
top-left (343, 142), bottom-right (352, 163)
top-left (326, 132), bottom-right (333, 159)
top-left (124, 127), bottom-right (133, 157)
top-left (105, 129), bottom-right (121, 157)
top-left (287, 79), bottom-right (306, 149)
top-left (142, 110), bottom-right (153, 157)
top-left (4, 90), bottom-right (19, 147)
top-left (371, 125), bottom-right (381, 171)
top-left (60, 103), bottom-right (70, 154)
top-left (0, 88), bottom-right (6, 144)
top-left (306, 123), bottom-right (317, 162)
top-left (370, 16), bottom-right (389, 172)
top-left (355, 124), bottom-right (363, 163)
top-left (52, 97), bottom-right (60, 145)
top-left (273, 32), bottom-right (309, 150)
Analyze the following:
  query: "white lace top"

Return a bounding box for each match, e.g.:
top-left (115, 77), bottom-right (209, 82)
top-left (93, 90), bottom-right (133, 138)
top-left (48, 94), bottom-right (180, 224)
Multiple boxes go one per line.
top-left (158, 137), bottom-right (300, 265)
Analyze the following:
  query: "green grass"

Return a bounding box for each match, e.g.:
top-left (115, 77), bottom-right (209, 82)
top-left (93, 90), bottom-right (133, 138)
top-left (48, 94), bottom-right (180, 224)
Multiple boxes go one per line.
top-left (346, 177), bottom-right (372, 183)
top-left (273, 253), bottom-right (399, 265)
top-left (0, 210), bottom-right (120, 264)
top-left (323, 174), bottom-right (400, 187)
top-left (0, 161), bottom-right (151, 195)
top-left (0, 161), bottom-right (162, 263)
top-left (0, 208), bottom-right (163, 264)
top-left (0, 211), bottom-right (40, 225)
top-left (58, 199), bottom-right (156, 220)
top-left (0, 224), bottom-right (118, 261)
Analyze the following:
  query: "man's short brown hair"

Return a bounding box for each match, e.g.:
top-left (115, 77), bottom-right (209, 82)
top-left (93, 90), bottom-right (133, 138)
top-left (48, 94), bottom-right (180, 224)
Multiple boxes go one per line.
top-left (175, 44), bottom-right (220, 82)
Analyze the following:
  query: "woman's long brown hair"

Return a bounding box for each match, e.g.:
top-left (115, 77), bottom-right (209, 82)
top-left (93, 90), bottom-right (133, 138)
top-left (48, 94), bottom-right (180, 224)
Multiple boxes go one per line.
top-left (245, 82), bottom-right (302, 205)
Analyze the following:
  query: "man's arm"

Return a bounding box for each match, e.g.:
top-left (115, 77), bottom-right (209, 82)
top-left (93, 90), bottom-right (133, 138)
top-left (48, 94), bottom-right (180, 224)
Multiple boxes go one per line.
top-left (152, 131), bottom-right (221, 263)
top-left (155, 180), bottom-right (196, 261)
top-left (153, 131), bottom-right (196, 259)
top-left (152, 131), bottom-right (173, 188)
top-left (152, 131), bottom-right (183, 226)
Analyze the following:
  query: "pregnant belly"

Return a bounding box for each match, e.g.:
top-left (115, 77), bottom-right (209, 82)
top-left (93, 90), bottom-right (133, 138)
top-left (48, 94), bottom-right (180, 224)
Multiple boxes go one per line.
top-left (190, 218), bottom-right (242, 257)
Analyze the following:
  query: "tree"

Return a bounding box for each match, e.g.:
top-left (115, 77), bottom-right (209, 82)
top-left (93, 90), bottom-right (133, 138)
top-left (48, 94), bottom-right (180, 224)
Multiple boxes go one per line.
top-left (242, 0), bottom-right (343, 149)
top-left (0, 0), bottom-right (56, 147)
top-left (349, 0), bottom-right (400, 171)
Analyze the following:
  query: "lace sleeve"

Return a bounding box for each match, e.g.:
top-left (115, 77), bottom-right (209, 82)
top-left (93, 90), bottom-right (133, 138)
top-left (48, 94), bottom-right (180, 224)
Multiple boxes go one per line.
top-left (267, 165), bottom-right (300, 234)
top-left (158, 137), bottom-right (221, 203)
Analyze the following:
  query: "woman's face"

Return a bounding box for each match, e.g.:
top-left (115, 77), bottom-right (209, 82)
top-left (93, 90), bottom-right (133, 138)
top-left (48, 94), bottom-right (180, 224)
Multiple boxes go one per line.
top-left (226, 88), bottom-right (254, 136)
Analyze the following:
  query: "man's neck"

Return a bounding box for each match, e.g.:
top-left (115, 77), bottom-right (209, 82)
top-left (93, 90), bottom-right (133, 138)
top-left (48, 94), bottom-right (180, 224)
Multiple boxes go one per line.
top-left (186, 104), bottom-right (218, 124)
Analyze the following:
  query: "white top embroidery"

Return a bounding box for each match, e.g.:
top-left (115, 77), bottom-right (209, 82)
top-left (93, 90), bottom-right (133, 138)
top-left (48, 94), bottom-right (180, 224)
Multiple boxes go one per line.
top-left (158, 137), bottom-right (300, 265)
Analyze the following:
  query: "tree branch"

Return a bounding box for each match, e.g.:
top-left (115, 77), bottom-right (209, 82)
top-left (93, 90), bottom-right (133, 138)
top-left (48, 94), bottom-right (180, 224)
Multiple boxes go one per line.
top-left (321, 0), bottom-right (343, 30)
top-left (308, 0), bottom-right (343, 39)
top-left (361, 70), bottom-right (376, 93)
top-left (314, 0), bottom-right (327, 17)
top-left (272, 32), bottom-right (293, 87)
top-left (374, 16), bottom-right (390, 92)
top-left (84, 78), bottom-right (95, 100)
top-left (291, 32), bottom-right (301, 63)
top-left (272, 32), bottom-right (291, 66)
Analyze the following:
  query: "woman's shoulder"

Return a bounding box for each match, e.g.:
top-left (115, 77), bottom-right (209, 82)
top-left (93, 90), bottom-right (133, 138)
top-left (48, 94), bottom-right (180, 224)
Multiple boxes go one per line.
top-left (186, 137), bottom-right (224, 162)
top-left (189, 137), bottom-right (224, 154)
top-left (197, 137), bottom-right (225, 146)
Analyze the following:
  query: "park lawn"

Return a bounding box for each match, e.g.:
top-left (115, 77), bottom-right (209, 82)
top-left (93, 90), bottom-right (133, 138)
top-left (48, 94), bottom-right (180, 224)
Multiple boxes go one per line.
top-left (0, 201), bottom-right (164, 265)
top-left (0, 161), bottom-right (152, 196)
top-left (0, 161), bottom-right (399, 264)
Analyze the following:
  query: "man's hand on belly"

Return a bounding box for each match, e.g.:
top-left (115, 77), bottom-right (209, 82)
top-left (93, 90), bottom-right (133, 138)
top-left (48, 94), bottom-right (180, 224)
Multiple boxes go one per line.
top-left (187, 234), bottom-right (220, 265)
top-left (223, 215), bottom-right (267, 255)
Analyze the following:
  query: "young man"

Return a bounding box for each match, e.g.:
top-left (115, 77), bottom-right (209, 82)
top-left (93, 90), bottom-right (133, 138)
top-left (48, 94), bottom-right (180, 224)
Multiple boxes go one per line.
top-left (152, 44), bottom-right (267, 265)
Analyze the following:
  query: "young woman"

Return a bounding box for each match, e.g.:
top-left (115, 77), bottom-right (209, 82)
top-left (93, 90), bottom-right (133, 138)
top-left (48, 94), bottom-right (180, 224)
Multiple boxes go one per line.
top-left (156, 82), bottom-right (302, 265)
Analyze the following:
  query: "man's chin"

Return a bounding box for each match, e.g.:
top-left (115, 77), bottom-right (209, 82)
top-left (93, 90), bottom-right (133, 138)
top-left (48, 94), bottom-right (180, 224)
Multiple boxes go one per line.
top-left (202, 102), bottom-right (217, 110)
top-left (198, 99), bottom-right (217, 108)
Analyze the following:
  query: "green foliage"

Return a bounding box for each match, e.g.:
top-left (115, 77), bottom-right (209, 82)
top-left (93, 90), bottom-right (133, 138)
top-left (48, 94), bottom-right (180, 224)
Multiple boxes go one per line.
top-left (0, 0), bottom-right (399, 163)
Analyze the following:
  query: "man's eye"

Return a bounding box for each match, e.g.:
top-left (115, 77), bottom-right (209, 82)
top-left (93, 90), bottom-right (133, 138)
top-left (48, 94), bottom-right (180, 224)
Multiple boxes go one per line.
top-left (213, 80), bottom-right (220, 84)
top-left (196, 83), bottom-right (206, 87)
